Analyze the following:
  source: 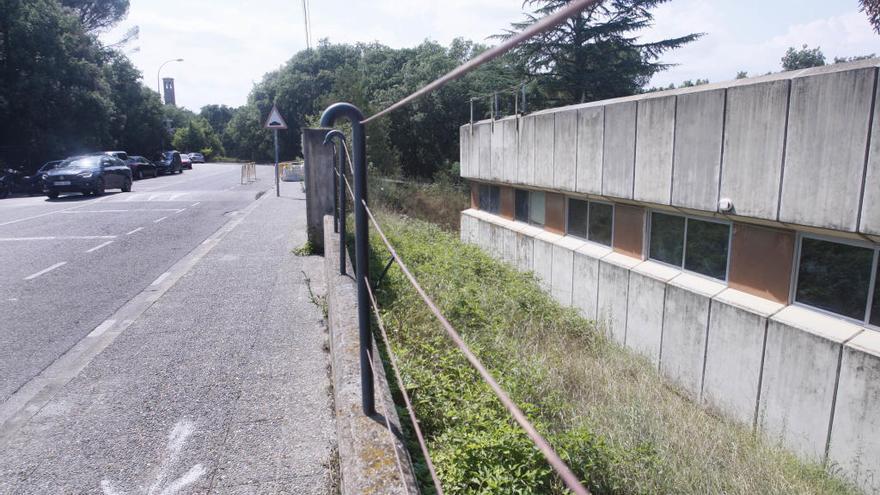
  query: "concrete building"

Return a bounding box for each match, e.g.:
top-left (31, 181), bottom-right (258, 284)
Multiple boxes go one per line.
top-left (162, 77), bottom-right (176, 106)
top-left (459, 58), bottom-right (880, 492)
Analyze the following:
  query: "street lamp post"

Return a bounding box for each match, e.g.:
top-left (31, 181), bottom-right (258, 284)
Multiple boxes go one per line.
top-left (157, 58), bottom-right (184, 104)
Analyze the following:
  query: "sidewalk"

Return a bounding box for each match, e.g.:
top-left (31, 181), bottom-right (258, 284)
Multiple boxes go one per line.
top-left (0, 182), bottom-right (337, 494)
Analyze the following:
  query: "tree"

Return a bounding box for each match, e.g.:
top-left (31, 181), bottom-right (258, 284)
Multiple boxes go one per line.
top-left (861, 0), bottom-right (880, 34)
top-left (497, 0), bottom-right (702, 106)
top-left (833, 54), bottom-right (876, 64)
top-left (199, 104), bottom-right (235, 136)
top-left (782, 45), bottom-right (825, 71)
top-left (735, 71), bottom-right (748, 79)
top-left (103, 52), bottom-right (167, 156)
top-left (172, 117), bottom-right (224, 159)
top-left (60, 0), bottom-right (130, 32)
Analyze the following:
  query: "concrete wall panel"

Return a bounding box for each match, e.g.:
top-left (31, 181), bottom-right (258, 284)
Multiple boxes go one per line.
top-left (477, 123), bottom-right (491, 181)
top-left (602, 102), bottom-right (637, 199)
top-left (597, 259), bottom-right (630, 344)
top-left (576, 106), bottom-right (603, 195)
top-left (554, 110), bottom-right (578, 191)
top-left (758, 307), bottom-right (860, 461)
top-left (535, 113), bottom-right (555, 188)
top-left (460, 126), bottom-right (472, 178)
top-left (533, 238), bottom-right (554, 291)
top-left (500, 225), bottom-right (517, 263)
top-left (720, 80), bottom-right (789, 220)
top-left (634, 95), bottom-right (675, 205)
top-left (518, 115), bottom-right (536, 185)
top-left (702, 291), bottom-right (777, 426)
top-left (551, 244), bottom-right (575, 306)
top-left (478, 218), bottom-right (492, 252)
top-left (828, 332), bottom-right (880, 494)
top-left (502, 118), bottom-right (518, 184)
top-left (660, 283), bottom-right (712, 399)
top-left (625, 271), bottom-right (666, 366)
top-left (572, 251), bottom-right (601, 321)
top-left (672, 89), bottom-right (725, 211)
top-left (490, 121), bottom-right (504, 182)
top-left (859, 75), bottom-right (880, 235)
top-left (779, 68), bottom-right (876, 231)
top-left (515, 232), bottom-right (534, 272)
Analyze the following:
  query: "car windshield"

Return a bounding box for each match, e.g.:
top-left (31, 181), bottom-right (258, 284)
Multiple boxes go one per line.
top-left (38, 161), bottom-right (60, 172)
top-left (59, 156), bottom-right (100, 169)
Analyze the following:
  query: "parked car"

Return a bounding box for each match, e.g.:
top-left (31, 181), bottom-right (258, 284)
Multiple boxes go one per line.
top-left (19, 160), bottom-right (63, 194)
top-left (43, 155), bottom-right (132, 198)
top-left (180, 153), bottom-right (192, 170)
top-left (126, 155), bottom-right (159, 179)
top-left (103, 151), bottom-right (129, 162)
top-left (188, 152), bottom-right (205, 163)
top-left (155, 151), bottom-right (183, 175)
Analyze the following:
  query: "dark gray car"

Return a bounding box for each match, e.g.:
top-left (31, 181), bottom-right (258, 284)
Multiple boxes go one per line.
top-left (44, 155), bottom-right (132, 198)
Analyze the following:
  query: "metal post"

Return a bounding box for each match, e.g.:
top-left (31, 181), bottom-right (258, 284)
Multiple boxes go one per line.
top-left (323, 129), bottom-right (347, 276)
top-left (320, 103), bottom-right (373, 416)
top-left (522, 83), bottom-right (527, 114)
top-left (274, 129), bottom-right (280, 197)
top-left (469, 98), bottom-right (474, 128)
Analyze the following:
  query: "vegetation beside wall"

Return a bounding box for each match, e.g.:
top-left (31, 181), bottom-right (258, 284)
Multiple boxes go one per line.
top-left (368, 173), bottom-right (469, 233)
top-left (368, 212), bottom-right (857, 495)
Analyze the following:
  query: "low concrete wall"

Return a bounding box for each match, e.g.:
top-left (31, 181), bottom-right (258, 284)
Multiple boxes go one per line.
top-left (302, 129), bottom-right (336, 250)
top-left (323, 216), bottom-right (419, 495)
top-left (462, 209), bottom-right (877, 492)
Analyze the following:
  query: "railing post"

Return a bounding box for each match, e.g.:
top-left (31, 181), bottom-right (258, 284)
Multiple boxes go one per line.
top-left (320, 104), bottom-right (374, 416)
top-left (323, 129), bottom-right (347, 276)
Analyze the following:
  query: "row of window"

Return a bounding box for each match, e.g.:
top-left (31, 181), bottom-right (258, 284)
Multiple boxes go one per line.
top-left (476, 184), bottom-right (880, 328)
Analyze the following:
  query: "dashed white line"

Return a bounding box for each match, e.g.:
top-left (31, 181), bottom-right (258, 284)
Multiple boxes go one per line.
top-left (60, 209), bottom-right (182, 214)
top-left (126, 227), bottom-right (144, 235)
top-left (153, 216), bottom-right (168, 223)
top-left (24, 262), bottom-right (67, 281)
top-left (190, 202), bottom-right (200, 207)
top-left (151, 272), bottom-right (170, 286)
top-left (173, 208), bottom-right (187, 215)
top-left (85, 240), bottom-right (114, 253)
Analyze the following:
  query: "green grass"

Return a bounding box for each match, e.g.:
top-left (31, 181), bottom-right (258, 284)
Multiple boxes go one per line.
top-left (368, 176), bottom-right (469, 233)
top-left (367, 212), bottom-right (858, 495)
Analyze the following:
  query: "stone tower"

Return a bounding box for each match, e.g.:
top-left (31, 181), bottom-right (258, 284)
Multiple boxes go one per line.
top-left (162, 77), bottom-right (176, 106)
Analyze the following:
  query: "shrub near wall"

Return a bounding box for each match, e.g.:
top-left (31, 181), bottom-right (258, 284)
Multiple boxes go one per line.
top-left (368, 213), bottom-right (858, 495)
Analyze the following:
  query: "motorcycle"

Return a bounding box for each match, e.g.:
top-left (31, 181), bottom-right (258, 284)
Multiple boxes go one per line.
top-left (0, 167), bottom-right (43, 198)
top-left (0, 172), bottom-right (9, 199)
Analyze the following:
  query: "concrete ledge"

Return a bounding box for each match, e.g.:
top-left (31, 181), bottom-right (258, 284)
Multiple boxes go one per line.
top-left (322, 216), bottom-right (419, 495)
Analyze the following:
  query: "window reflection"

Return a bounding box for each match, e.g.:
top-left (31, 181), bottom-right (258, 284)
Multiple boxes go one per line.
top-left (588, 202), bottom-right (613, 247)
top-left (567, 199), bottom-right (588, 238)
top-left (796, 237), bottom-right (873, 321)
top-left (684, 219), bottom-right (730, 280)
top-left (649, 212), bottom-right (685, 267)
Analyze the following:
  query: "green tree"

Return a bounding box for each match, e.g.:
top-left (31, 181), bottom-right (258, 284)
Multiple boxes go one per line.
top-left (172, 117), bottom-right (224, 159)
top-left (497, 0), bottom-right (702, 107)
top-left (103, 52), bottom-right (167, 156)
top-left (782, 44), bottom-right (825, 71)
top-left (60, 0), bottom-right (130, 32)
top-left (199, 104), bottom-right (235, 136)
top-left (862, 0), bottom-right (880, 33)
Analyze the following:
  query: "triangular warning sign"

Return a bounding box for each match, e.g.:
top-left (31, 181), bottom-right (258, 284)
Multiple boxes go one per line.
top-left (264, 105), bottom-right (288, 129)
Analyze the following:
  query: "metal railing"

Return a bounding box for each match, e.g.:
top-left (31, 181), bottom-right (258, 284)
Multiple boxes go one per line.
top-left (318, 1), bottom-right (600, 493)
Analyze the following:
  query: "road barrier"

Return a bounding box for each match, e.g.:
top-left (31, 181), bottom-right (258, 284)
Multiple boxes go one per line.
top-left (281, 161), bottom-right (304, 182)
top-left (239, 162), bottom-right (257, 184)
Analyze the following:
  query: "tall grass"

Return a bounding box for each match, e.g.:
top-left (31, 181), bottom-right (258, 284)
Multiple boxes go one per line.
top-left (368, 212), bottom-right (857, 495)
top-left (368, 175), bottom-right (469, 233)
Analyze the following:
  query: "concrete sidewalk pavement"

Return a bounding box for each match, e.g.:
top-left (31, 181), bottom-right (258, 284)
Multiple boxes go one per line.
top-left (0, 182), bottom-right (337, 494)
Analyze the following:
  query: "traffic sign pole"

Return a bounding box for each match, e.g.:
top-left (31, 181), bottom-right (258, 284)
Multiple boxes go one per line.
top-left (274, 129), bottom-right (279, 197)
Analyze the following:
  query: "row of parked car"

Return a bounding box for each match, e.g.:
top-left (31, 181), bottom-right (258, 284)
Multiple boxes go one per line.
top-left (0, 151), bottom-right (205, 199)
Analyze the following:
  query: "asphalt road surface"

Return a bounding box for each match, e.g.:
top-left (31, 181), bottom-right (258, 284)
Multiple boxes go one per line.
top-left (0, 164), bottom-right (337, 493)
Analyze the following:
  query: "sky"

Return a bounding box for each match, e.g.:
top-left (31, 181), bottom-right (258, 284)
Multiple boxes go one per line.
top-left (101, 0), bottom-right (879, 112)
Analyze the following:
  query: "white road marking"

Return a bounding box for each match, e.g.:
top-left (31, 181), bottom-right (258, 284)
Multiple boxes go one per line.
top-left (126, 227), bottom-right (144, 235)
top-left (173, 208), bottom-right (186, 215)
top-left (153, 216), bottom-right (168, 223)
top-left (0, 196), bottom-right (109, 227)
top-left (149, 194), bottom-right (160, 201)
top-left (151, 272), bottom-right (170, 285)
top-left (169, 193), bottom-right (185, 201)
top-left (88, 320), bottom-right (116, 338)
top-left (0, 235), bottom-right (116, 242)
top-left (24, 262), bottom-right (66, 281)
top-left (60, 209), bottom-right (183, 214)
top-left (6, 298), bottom-right (17, 302)
top-left (85, 240), bottom-right (114, 253)
top-left (101, 419), bottom-right (205, 495)
top-left (190, 202), bottom-right (200, 207)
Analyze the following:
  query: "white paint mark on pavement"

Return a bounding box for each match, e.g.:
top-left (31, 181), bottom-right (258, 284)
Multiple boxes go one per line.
top-left (153, 216), bottom-right (167, 224)
top-left (61, 209), bottom-right (183, 214)
top-left (101, 419), bottom-right (205, 495)
top-left (151, 272), bottom-right (170, 286)
top-left (88, 320), bottom-right (116, 338)
top-left (126, 227), bottom-right (144, 235)
top-left (86, 240), bottom-right (114, 253)
top-left (0, 235), bottom-right (116, 242)
top-left (173, 208), bottom-right (186, 215)
top-left (24, 262), bottom-right (66, 281)
top-left (190, 202), bottom-right (200, 207)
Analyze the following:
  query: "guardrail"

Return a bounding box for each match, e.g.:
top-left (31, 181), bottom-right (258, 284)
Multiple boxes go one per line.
top-left (317, 1), bottom-right (599, 492)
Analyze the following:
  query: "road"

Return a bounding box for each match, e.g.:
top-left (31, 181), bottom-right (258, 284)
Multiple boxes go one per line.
top-left (0, 164), bottom-right (264, 402)
top-left (0, 165), bottom-right (337, 494)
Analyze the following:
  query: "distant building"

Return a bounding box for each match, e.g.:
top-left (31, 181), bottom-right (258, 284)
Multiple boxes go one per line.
top-left (162, 77), bottom-right (176, 106)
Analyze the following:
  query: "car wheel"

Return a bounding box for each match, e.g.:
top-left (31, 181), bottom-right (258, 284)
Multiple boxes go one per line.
top-left (94, 178), bottom-right (105, 196)
top-left (122, 177), bottom-right (132, 192)
top-left (137, 169), bottom-right (144, 180)
top-left (47, 191), bottom-right (58, 199)
top-left (0, 187), bottom-right (8, 200)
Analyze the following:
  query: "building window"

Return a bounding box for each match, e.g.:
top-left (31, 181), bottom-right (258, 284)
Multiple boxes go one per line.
top-left (529, 191), bottom-right (545, 226)
top-left (567, 198), bottom-right (613, 247)
top-left (795, 236), bottom-right (879, 324)
top-left (649, 211), bottom-right (730, 280)
top-left (478, 184), bottom-right (499, 214)
top-left (515, 189), bottom-right (529, 222)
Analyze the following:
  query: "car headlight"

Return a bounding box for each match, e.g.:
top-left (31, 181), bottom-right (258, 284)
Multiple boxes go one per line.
top-left (41, 174), bottom-right (48, 180)
top-left (78, 171), bottom-right (93, 178)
